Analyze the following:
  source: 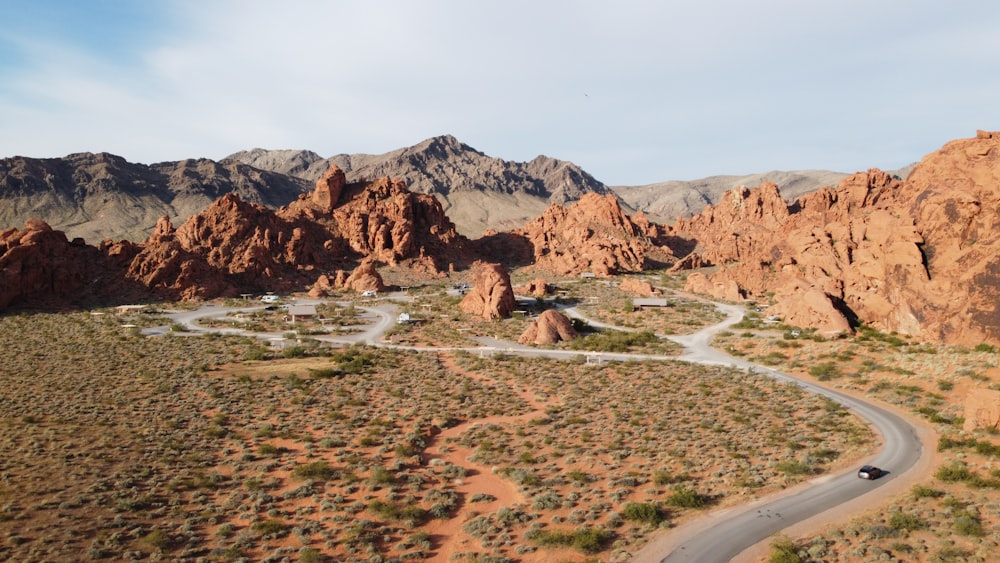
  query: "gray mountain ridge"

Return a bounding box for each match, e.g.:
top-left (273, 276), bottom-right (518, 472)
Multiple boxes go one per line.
top-left (1, 135), bottom-right (869, 243)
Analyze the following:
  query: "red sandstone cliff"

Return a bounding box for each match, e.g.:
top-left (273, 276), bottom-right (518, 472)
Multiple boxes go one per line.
top-left (511, 193), bottom-right (673, 276)
top-left (671, 131), bottom-right (1000, 345)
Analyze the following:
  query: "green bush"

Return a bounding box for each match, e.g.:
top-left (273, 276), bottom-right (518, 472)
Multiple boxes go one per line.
top-left (768, 535), bottom-right (801, 563)
top-left (252, 518), bottom-right (287, 536)
top-left (954, 514), bottom-right (985, 536)
top-left (808, 362), bottom-right (840, 380)
top-left (142, 529), bottom-right (173, 550)
top-left (776, 459), bottom-right (813, 475)
top-left (935, 461), bottom-right (973, 482)
top-left (621, 502), bottom-right (665, 525)
top-left (666, 486), bottom-right (705, 508)
top-left (528, 527), bottom-right (613, 554)
top-left (889, 511), bottom-right (925, 531)
top-left (293, 461), bottom-right (336, 481)
top-left (911, 484), bottom-right (944, 499)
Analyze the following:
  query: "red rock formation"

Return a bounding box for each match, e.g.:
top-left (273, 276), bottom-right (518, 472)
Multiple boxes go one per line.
top-left (518, 309), bottom-right (578, 345)
top-left (125, 216), bottom-right (232, 300)
top-left (516, 277), bottom-right (549, 297)
top-left (307, 274), bottom-right (336, 298)
top-left (286, 171), bottom-right (472, 272)
top-left (311, 165), bottom-right (346, 212)
top-left (619, 277), bottom-right (657, 297)
top-left (672, 131), bottom-right (1000, 345)
top-left (460, 262), bottom-right (516, 320)
top-left (0, 221), bottom-right (106, 308)
top-left (514, 193), bottom-right (672, 276)
top-left (341, 258), bottom-right (386, 293)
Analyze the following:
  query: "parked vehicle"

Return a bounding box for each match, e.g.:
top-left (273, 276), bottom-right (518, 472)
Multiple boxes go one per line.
top-left (857, 465), bottom-right (883, 479)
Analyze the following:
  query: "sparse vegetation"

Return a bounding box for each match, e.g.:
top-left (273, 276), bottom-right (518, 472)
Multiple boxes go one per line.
top-left (0, 278), bottom-right (892, 561)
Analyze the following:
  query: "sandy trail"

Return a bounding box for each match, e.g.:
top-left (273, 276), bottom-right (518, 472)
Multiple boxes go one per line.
top-left (420, 351), bottom-right (556, 562)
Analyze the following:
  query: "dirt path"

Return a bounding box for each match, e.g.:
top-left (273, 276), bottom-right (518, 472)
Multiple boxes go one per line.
top-left (420, 351), bottom-right (556, 562)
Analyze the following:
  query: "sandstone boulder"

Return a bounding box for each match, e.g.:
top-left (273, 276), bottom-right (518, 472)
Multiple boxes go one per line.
top-left (518, 309), bottom-right (578, 345)
top-left (460, 262), bottom-right (516, 320)
top-left (308, 274), bottom-right (336, 298)
top-left (620, 277), bottom-right (657, 297)
top-left (517, 277), bottom-right (549, 296)
top-left (342, 259), bottom-right (386, 293)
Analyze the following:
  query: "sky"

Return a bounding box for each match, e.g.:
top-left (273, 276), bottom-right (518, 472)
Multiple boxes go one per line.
top-left (1, 0), bottom-right (999, 186)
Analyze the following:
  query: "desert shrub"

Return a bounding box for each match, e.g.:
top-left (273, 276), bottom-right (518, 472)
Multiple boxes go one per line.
top-left (768, 535), bottom-right (801, 563)
top-left (889, 511), bottom-right (925, 531)
top-left (370, 465), bottom-right (394, 485)
top-left (953, 514), bottom-right (985, 536)
top-left (652, 469), bottom-right (687, 485)
top-left (865, 524), bottom-right (900, 539)
top-left (776, 459), bottom-right (813, 475)
top-left (368, 499), bottom-right (428, 526)
top-left (936, 379), bottom-right (954, 391)
top-left (808, 362), bottom-right (840, 380)
top-left (309, 367), bottom-right (341, 379)
top-left (911, 484), bottom-right (944, 499)
top-left (568, 330), bottom-right (658, 353)
top-left (533, 492), bottom-right (563, 510)
top-left (620, 502), bottom-right (664, 525)
top-left (935, 461), bottom-right (973, 482)
top-left (293, 461), bottom-right (336, 481)
top-left (665, 486), bottom-right (705, 508)
top-left (527, 526), bottom-right (613, 554)
top-left (142, 529), bottom-right (174, 551)
top-left (283, 346), bottom-right (306, 358)
top-left (252, 518), bottom-right (288, 536)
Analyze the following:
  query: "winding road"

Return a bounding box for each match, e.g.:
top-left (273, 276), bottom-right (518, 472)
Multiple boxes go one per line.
top-left (144, 295), bottom-right (930, 563)
top-left (629, 304), bottom-right (928, 562)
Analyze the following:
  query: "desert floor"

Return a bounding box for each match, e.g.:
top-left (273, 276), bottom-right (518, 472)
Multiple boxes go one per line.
top-left (1, 271), bottom-right (997, 562)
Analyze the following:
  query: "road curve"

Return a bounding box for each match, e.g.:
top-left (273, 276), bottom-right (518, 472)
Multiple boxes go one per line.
top-left (630, 304), bottom-right (926, 563)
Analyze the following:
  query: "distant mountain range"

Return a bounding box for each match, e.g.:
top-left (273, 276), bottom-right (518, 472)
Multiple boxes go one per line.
top-left (1, 135), bottom-right (897, 242)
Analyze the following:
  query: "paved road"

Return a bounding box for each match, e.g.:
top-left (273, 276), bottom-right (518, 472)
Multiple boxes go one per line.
top-left (146, 296), bottom-right (925, 563)
top-left (629, 304), bottom-right (925, 563)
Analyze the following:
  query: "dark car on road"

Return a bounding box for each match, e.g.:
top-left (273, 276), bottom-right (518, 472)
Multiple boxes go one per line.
top-left (858, 465), bottom-right (883, 479)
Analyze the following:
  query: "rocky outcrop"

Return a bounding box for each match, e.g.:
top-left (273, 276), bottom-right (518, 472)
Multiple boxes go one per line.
top-left (123, 217), bottom-right (232, 301)
top-left (672, 131), bottom-right (1000, 346)
top-left (518, 309), bottom-right (578, 345)
top-left (311, 165), bottom-right (346, 212)
top-left (619, 277), bottom-right (657, 297)
top-left (0, 221), bottom-right (106, 309)
top-left (0, 164), bottom-right (473, 310)
top-left (460, 263), bottom-right (516, 320)
top-left (517, 277), bottom-right (549, 297)
top-left (514, 193), bottom-right (672, 276)
top-left (341, 258), bottom-right (386, 293)
top-left (285, 172), bottom-right (472, 273)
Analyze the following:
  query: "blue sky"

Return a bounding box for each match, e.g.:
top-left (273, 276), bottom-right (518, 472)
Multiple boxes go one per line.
top-left (1, 0), bottom-right (999, 185)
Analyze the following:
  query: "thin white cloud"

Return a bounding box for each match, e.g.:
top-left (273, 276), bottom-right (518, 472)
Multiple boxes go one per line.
top-left (1, 0), bottom-right (998, 183)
